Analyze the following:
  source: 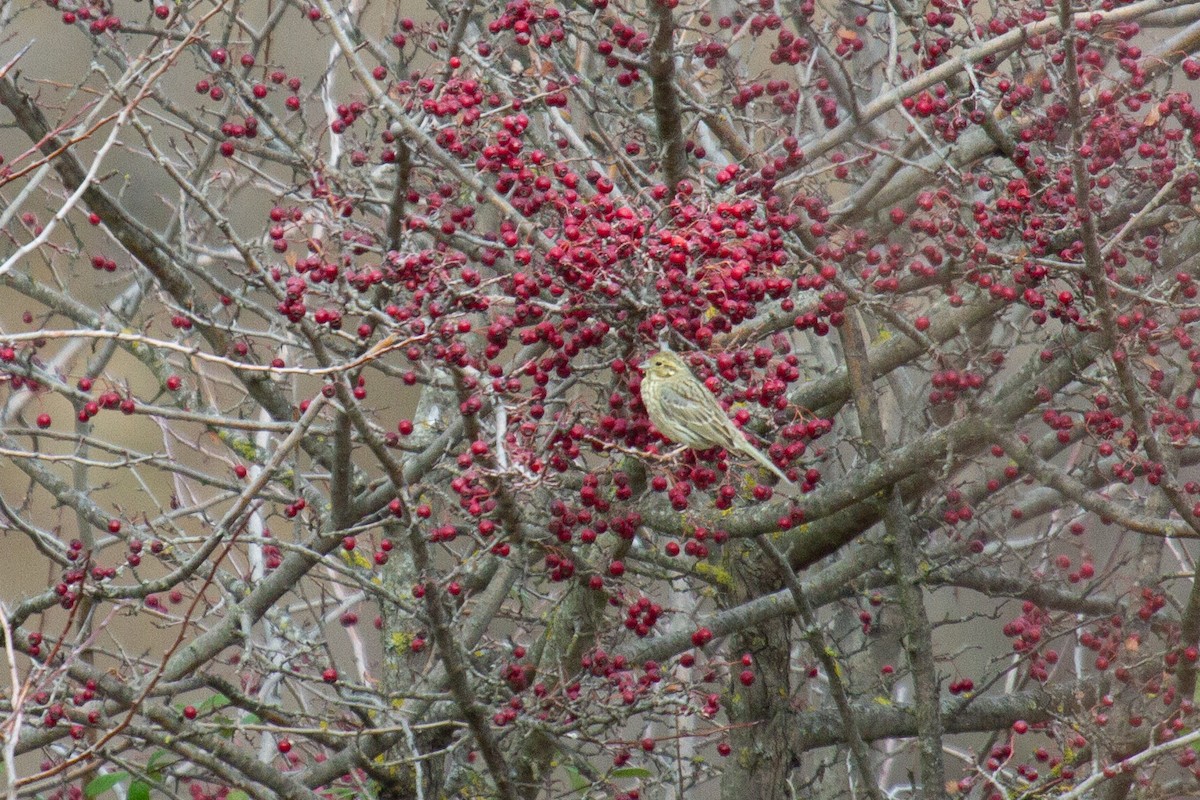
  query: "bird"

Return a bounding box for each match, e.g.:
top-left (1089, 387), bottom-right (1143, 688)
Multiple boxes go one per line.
top-left (639, 350), bottom-right (791, 484)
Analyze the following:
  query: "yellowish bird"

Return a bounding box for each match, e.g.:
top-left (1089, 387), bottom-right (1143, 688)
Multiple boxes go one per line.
top-left (640, 351), bottom-right (791, 484)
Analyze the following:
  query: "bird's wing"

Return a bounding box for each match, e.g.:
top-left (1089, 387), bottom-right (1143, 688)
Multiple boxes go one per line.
top-left (657, 383), bottom-right (790, 482)
top-left (655, 383), bottom-right (741, 451)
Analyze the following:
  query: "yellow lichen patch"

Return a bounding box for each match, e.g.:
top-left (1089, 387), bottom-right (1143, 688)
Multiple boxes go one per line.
top-left (340, 549), bottom-right (373, 570)
top-left (693, 561), bottom-right (734, 589)
top-left (229, 438), bottom-right (262, 462)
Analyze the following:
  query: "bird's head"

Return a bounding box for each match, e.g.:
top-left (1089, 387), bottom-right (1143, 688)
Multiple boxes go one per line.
top-left (644, 351), bottom-right (688, 380)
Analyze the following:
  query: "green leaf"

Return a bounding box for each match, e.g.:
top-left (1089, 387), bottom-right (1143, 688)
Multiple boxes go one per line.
top-left (128, 781), bottom-right (151, 800)
top-left (199, 693), bottom-right (230, 712)
top-left (145, 749), bottom-right (170, 778)
top-left (211, 714), bottom-right (237, 739)
top-left (227, 791), bottom-right (250, 800)
top-left (611, 767), bottom-right (652, 778)
top-left (84, 772), bottom-right (128, 798)
top-left (564, 765), bottom-right (589, 792)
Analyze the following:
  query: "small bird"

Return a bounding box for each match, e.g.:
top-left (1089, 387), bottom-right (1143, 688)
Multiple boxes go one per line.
top-left (640, 350), bottom-right (791, 484)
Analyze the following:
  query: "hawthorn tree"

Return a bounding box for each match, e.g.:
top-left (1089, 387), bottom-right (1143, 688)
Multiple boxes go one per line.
top-left (3, 0), bottom-right (1200, 798)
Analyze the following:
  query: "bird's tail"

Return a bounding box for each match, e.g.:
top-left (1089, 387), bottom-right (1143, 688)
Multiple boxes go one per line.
top-left (740, 439), bottom-right (791, 484)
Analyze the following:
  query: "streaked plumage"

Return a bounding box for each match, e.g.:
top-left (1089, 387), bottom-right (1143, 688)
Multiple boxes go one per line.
top-left (640, 351), bottom-right (790, 484)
